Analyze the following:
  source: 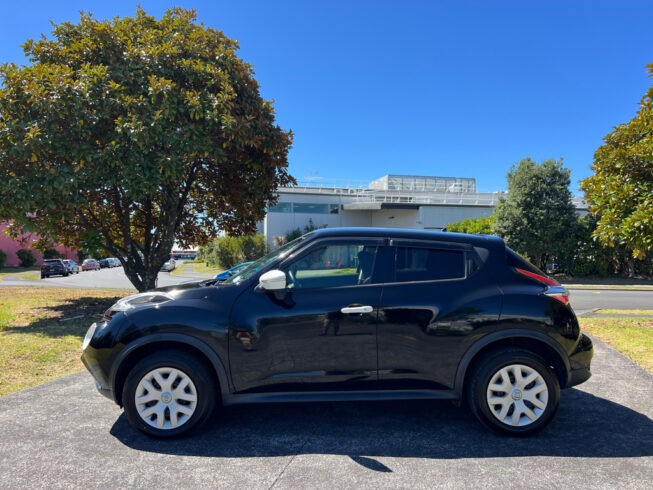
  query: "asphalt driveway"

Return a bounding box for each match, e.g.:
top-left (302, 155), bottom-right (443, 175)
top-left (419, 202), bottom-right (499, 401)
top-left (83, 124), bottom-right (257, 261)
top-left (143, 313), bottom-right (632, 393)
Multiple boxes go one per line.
top-left (0, 338), bottom-right (651, 489)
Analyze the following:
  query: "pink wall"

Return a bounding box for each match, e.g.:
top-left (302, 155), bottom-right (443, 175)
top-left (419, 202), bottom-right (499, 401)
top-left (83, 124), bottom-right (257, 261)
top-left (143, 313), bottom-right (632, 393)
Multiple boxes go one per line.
top-left (0, 222), bottom-right (78, 267)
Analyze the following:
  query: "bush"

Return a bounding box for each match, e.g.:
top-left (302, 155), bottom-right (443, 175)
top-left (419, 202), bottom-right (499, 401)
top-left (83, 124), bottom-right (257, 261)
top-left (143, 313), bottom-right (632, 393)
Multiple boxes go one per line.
top-left (16, 249), bottom-right (36, 267)
top-left (283, 219), bottom-right (326, 244)
top-left (43, 248), bottom-right (63, 260)
top-left (204, 234), bottom-right (269, 269)
top-left (0, 249), bottom-right (6, 269)
top-left (446, 215), bottom-right (496, 235)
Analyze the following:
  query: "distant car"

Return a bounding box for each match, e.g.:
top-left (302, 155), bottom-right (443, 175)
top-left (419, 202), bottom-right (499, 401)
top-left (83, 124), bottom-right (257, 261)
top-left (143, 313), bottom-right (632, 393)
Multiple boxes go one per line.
top-left (99, 259), bottom-right (111, 268)
top-left (82, 259), bottom-right (100, 271)
top-left (63, 259), bottom-right (80, 274)
top-left (108, 258), bottom-right (121, 268)
top-left (41, 259), bottom-right (68, 278)
top-left (216, 261), bottom-right (254, 281)
top-left (160, 259), bottom-right (176, 272)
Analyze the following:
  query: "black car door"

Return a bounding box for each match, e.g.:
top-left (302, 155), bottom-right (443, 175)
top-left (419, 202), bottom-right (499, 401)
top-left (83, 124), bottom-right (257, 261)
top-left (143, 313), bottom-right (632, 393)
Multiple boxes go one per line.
top-left (377, 239), bottom-right (502, 391)
top-left (228, 237), bottom-right (385, 393)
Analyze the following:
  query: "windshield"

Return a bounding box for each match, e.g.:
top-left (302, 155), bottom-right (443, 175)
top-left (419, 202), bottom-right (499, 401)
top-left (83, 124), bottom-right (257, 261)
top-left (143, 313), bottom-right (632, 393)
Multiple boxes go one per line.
top-left (224, 235), bottom-right (310, 284)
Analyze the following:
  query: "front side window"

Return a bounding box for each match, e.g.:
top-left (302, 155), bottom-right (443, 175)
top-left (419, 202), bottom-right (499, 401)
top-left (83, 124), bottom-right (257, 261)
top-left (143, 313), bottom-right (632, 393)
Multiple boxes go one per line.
top-left (285, 244), bottom-right (379, 289)
top-left (394, 247), bottom-right (465, 282)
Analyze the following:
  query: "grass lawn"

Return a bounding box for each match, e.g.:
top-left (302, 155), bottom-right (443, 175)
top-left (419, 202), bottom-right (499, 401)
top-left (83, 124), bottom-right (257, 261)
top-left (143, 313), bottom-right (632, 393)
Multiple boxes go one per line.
top-left (0, 287), bottom-right (130, 396)
top-left (193, 262), bottom-right (223, 274)
top-left (579, 317), bottom-right (653, 373)
top-left (169, 262), bottom-right (188, 275)
top-left (597, 309), bottom-right (653, 315)
top-left (0, 267), bottom-right (40, 279)
top-left (19, 273), bottom-right (41, 281)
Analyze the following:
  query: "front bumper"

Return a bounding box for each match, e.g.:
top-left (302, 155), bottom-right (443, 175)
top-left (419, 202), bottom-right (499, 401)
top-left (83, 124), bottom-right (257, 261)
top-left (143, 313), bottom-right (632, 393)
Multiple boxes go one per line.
top-left (567, 332), bottom-right (593, 388)
top-left (81, 352), bottom-right (115, 401)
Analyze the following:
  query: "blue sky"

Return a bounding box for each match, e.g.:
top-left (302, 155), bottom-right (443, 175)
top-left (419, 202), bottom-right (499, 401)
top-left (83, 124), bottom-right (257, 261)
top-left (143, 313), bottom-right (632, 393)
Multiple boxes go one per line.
top-left (2, 1), bottom-right (652, 194)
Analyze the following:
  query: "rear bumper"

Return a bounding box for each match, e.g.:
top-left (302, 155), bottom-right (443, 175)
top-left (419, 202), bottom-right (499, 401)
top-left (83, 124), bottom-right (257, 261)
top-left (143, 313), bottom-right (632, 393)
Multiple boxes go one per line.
top-left (566, 333), bottom-right (593, 388)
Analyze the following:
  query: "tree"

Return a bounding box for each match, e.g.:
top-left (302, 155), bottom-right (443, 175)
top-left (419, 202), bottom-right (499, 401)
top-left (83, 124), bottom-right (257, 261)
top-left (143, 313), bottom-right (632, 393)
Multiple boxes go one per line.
top-left (446, 215), bottom-right (495, 235)
top-left (0, 8), bottom-right (294, 291)
top-left (580, 62), bottom-right (653, 261)
top-left (16, 249), bottom-right (36, 267)
top-left (493, 158), bottom-right (577, 269)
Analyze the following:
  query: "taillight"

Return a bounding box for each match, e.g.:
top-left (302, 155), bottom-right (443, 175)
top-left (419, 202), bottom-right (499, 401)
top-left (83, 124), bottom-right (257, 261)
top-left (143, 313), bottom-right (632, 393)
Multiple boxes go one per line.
top-left (545, 292), bottom-right (570, 304)
top-left (515, 268), bottom-right (559, 286)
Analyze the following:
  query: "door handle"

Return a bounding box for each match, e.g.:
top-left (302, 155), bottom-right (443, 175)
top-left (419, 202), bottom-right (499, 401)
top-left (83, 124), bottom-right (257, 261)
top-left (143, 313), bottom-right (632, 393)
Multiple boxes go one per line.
top-left (341, 305), bottom-right (373, 314)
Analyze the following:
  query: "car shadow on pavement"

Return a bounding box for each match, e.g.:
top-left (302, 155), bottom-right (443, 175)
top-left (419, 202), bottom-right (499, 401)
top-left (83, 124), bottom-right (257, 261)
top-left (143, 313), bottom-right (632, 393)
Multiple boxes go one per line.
top-left (110, 388), bottom-right (653, 464)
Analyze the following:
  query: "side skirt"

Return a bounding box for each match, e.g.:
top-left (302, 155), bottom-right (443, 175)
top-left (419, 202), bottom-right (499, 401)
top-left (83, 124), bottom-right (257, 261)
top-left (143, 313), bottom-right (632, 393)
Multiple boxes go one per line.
top-left (222, 389), bottom-right (459, 406)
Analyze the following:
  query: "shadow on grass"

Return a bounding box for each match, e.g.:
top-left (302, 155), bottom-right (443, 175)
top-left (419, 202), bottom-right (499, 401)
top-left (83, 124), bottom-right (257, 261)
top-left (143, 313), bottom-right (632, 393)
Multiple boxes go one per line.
top-left (0, 295), bottom-right (123, 338)
top-left (110, 388), bottom-right (653, 465)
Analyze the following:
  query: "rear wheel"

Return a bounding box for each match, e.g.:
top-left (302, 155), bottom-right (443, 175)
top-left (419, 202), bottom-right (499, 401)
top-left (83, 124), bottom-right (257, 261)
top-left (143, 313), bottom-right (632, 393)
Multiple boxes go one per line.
top-left (122, 350), bottom-right (217, 438)
top-left (466, 349), bottom-right (560, 436)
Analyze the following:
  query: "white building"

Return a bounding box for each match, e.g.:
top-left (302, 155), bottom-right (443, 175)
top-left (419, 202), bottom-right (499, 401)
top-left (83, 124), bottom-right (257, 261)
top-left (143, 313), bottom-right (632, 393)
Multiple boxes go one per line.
top-left (260, 174), bottom-right (588, 244)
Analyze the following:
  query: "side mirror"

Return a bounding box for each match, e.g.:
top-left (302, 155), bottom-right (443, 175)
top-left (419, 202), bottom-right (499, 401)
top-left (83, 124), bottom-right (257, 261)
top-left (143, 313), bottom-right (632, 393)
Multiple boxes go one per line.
top-left (258, 269), bottom-right (286, 291)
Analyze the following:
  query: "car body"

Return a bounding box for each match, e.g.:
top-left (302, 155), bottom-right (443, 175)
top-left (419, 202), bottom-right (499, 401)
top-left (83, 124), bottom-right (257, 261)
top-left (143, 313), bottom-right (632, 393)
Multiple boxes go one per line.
top-left (99, 258), bottom-right (111, 268)
top-left (82, 259), bottom-right (101, 271)
top-left (215, 261), bottom-right (254, 281)
top-left (110, 258), bottom-right (122, 267)
top-left (63, 259), bottom-right (80, 274)
top-left (81, 228), bottom-right (593, 438)
top-left (160, 259), bottom-right (177, 272)
top-left (41, 259), bottom-right (68, 278)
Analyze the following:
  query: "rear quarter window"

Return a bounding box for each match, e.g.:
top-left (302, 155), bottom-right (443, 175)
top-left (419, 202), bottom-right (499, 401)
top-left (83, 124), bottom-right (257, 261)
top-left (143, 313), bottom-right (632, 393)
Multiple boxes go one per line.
top-left (505, 247), bottom-right (546, 276)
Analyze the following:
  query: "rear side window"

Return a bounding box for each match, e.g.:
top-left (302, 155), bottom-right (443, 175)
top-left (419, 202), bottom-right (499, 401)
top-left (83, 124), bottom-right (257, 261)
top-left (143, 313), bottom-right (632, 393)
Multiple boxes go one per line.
top-left (43, 260), bottom-right (61, 265)
top-left (394, 247), bottom-right (465, 282)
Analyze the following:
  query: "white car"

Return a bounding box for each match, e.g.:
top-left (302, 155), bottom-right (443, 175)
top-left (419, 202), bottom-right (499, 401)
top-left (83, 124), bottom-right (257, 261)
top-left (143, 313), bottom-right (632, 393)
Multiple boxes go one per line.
top-left (160, 259), bottom-right (176, 272)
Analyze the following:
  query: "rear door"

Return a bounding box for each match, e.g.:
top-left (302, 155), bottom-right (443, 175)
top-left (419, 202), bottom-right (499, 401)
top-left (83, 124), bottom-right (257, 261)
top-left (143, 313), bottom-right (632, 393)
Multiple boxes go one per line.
top-left (377, 239), bottom-right (502, 390)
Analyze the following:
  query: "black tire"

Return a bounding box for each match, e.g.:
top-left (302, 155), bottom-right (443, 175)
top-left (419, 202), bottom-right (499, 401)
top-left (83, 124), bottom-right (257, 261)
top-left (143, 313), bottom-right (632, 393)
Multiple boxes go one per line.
top-left (122, 350), bottom-right (217, 438)
top-left (466, 348), bottom-right (560, 436)
top-left (63, 271), bottom-right (69, 277)
top-left (41, 274), bottom-right (46, 279)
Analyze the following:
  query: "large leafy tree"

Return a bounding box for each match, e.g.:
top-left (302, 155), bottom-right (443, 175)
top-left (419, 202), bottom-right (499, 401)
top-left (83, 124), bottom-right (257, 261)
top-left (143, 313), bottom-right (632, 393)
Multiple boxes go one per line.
top-left (581, 62), bottom-right (653, 260)
top-left (494, 158), bottom-right (577, 269)
top-left (0, 8), bottom-right (294, 291)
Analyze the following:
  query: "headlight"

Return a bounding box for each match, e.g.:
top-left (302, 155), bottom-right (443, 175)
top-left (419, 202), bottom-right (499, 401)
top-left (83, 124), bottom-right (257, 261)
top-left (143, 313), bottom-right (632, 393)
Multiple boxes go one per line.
top-left (108, 291), bottom-right (176, 314)
top-left (82, 322), bottom-right (97, 350)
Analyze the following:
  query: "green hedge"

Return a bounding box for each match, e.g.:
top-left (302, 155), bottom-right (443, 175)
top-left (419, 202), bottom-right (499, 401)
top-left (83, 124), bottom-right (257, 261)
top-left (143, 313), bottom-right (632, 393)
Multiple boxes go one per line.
top-left (0, 249), bottom-right (6, 269)
top-left (202, 235), bottom-right (269, 269)
top-left (16, 249), bottom-right (36, 267)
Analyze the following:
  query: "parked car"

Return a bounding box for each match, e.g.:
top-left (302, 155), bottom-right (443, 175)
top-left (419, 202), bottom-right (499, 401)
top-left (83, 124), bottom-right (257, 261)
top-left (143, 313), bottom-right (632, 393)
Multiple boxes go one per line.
top-left (160, 259), bottom-right (176, 272)
top-left (215, 261), bottom-right (254, 281)
top-left (41, 259), bottom-right (68, 278)
top-left (81, 228), bottom-right (593, 438)
top-left (99, 258), bottom-right (111, 268)
top-left (63, 259), bottom-right (80, 274)
top-left (82, 259), bottom-right (100, 271)
top-left (108, 257), bottom-right (121, 268)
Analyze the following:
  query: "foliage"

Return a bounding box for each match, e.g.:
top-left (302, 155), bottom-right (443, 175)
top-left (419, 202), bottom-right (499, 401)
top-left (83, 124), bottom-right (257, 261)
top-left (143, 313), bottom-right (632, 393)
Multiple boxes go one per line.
top-left (43, 248), bottom-right (63, 260)
top-left (446, 215), bottom-right (496, 235)
top-left (284, 219), bottom-right (326, 244)
top-left (557, 215), bottom-right (613, 276)
top-left (493, 158), bottom-right (578, 269)
top-left (204, 234), bottom-right (268, 269)
top-left (0, 249), bottom-right (6, 269)
top-left (0, 8), bottom-right (294, 291)
top-left (580, 63), bottom-right (653, 260)
top-left (16, 249), bottom-right (36, 267)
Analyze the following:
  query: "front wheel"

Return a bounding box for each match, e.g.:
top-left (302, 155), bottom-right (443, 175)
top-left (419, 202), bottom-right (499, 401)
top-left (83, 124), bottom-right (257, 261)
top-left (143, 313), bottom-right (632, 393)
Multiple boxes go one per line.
top-left (466, 349), bottom-right (560, 436)
top-left (122, 350), bottom-right (217, 438)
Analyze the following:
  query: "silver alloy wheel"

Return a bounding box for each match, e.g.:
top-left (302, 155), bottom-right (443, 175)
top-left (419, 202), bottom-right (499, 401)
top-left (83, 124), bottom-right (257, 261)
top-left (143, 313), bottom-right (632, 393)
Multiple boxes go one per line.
top-left (134, 367), bottom-right (198, 430)
top-left (486, 364), bottom-right (549, 427)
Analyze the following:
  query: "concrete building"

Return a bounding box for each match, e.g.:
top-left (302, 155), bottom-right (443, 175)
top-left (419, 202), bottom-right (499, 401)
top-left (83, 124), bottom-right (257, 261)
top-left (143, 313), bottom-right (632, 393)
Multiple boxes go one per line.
top-left (261, 174), bottom-right (588, 244)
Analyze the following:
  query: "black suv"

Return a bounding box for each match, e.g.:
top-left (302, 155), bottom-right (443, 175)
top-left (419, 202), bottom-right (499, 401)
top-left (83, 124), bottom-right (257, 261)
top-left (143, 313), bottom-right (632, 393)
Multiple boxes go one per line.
top-left (41, 259), bottom-right (68, 278)
top-left (81, 228), bottom-right (593, 437)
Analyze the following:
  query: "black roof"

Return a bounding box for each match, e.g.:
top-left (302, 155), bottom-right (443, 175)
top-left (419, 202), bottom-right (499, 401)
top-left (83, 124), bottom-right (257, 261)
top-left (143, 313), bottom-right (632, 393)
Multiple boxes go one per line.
top-left (307, 227), bottom-right (504, 248)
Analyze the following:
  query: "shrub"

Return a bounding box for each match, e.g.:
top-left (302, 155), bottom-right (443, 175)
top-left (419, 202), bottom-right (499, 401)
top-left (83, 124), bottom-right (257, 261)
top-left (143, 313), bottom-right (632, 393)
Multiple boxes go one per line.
top-left (204, 234), bottom-right (269, 269)
top-left (16, 249), bottom-right (36, 267)
top-left (0, 249), bottom-right (6, 269)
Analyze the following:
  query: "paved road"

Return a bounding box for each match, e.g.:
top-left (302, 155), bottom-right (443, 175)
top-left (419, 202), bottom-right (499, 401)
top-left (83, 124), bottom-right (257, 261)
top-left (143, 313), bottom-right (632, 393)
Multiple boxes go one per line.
top-left (0, 337), bottom-right (651, 489)
top-left (569, 289), bottom-right (653, 316)
top-left (0, 261), bottom-right (215, 290)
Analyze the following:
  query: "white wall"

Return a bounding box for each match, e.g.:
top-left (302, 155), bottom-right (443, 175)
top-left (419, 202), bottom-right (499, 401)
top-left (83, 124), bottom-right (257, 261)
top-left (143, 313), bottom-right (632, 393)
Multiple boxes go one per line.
top-left (418, 206), bottom-right (494, 229)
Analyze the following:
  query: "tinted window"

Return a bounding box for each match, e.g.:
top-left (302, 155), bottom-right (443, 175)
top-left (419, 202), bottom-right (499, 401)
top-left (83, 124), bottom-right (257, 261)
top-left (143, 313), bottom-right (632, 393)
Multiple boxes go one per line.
top-left (505, 247), bottom-right (546, 276)
top-left (269, 202), bottom-right (292, 213)
top-left (285, 244), bottom-right (379, 289)
top-left (394, 247), bottom-right (465, 282)
top-left (43, 260), bottom-right (62, 265)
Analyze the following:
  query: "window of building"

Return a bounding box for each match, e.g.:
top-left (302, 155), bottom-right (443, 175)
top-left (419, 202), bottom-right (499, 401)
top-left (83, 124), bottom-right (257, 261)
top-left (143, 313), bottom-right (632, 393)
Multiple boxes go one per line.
top-left (269, 202), bottom-right (292, 213)
top-left (329, 204), bottom-right (339, 214)
top-left (394, 247), bottom-right (465, 282)
top-left (293, 203), bottom-right (329, 214)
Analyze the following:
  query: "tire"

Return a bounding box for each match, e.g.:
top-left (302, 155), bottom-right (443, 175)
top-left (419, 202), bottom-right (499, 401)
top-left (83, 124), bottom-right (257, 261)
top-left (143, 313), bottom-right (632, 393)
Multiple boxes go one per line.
top-left (466, 348), bottom-right (560, 436)
top-left (122, 350), bottom-right (217, 438)
top-left (41, 274), bottom-right (46, 279)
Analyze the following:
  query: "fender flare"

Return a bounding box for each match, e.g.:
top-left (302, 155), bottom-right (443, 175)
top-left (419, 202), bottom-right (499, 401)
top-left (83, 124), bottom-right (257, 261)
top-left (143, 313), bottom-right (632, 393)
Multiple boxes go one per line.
top-left (453, 328), bottom-right (571, 396)
top-left (110, 332), bottom-right (232, 402)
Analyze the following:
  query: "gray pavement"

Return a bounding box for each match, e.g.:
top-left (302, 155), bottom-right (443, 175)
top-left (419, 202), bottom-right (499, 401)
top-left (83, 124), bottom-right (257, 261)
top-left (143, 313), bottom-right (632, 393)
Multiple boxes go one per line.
top-left (569, 289), bottom-right (653, 316)
top-left (0, 337), bottom-right (651, 489)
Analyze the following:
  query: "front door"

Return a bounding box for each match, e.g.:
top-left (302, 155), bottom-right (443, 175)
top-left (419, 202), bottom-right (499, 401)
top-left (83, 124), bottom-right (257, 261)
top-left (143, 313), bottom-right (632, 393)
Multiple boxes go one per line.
top-left (229, 239), bottom-right (384, 393)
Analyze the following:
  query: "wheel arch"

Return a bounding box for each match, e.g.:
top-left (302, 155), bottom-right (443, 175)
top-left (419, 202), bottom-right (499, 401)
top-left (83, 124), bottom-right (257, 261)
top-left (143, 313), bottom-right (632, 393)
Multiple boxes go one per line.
top-left (111, 333), bottom-right (231, 407)
top-left (454, 329), bottom-right (571, 397)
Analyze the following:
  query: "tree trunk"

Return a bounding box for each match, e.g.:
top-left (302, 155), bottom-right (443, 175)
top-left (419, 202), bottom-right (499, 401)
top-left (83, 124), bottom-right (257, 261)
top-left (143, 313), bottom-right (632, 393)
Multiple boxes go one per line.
top-left (628, 256), bottom-right (635, 278)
